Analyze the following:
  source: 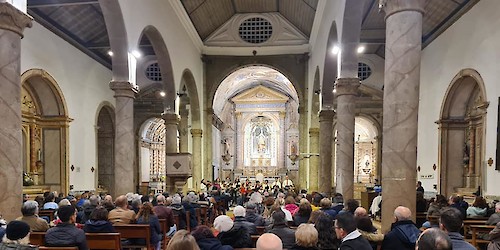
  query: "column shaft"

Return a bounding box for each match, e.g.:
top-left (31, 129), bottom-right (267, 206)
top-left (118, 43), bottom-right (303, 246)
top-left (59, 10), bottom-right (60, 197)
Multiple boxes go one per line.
top-left (163, 113), bottom-right (179, 153)
top-left (381, 0), bottom-right (424, 231)
top-left (0, 3), bottom-right (32, 221)
top-left (191, 129), bottom-right (202, 191)
top-left (110, 81), bottom-right (138, 197)
top-left (334, 78), bottom-right (359, 200)
top-left (308, 128), bottom-right (320, 191)
top-left (319, 110), bottom-right (334, 196)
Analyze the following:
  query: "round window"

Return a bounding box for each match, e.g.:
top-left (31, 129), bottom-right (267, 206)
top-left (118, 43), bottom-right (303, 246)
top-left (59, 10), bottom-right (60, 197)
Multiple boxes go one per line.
top-left (145, 62), bottom-right (162, 82)
top-left (239, 17), bottom-right (273, 44)
top-left (358, 62), bottom-right (372, 81)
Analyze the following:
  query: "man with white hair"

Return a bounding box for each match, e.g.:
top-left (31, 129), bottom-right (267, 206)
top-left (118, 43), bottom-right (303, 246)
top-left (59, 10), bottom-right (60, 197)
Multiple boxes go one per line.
top-left (381, 206), bottom-right (421, 250)
top-left (16, 200), bottom-right (49, 231)
top-left (233, 205), bottom-right (257, 234)
top-left (256, 233), bottom-right (283, 250)
top-left (153, 195), bottom-right (174, 228)
top-left (488, 202), bottom-right (500, 225)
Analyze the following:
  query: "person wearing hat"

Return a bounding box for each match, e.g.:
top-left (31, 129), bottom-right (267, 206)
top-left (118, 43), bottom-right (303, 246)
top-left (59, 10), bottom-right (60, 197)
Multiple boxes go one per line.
top-left (0, 221), bottom-right (37, 249)
top-left (169, 194), bottom-right (187, 230)
top-left (45, 205), bottom-right (88, 250)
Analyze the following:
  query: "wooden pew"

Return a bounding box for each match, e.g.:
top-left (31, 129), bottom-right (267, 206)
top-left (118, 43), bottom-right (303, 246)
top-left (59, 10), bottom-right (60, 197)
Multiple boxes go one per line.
top-left (159, 219), bottom-right (169, 250)
top-left (416, 212), bottom-right (427, 228)
top-left (39, 210), bottom-right (56, 222)
top-left (38, 247), bottom-right (78, 250)
top-left (469, 224), bottom-right (495, 249)
top-left (30, 231), bottom-right (46, 246)
top-left (186, 210), bottom-right (191, 231)
top-left (463, 218), bottom-right (488, 241)
top-left (256, 226), bottom-right (266, 235)
top-left (86, 232), bottom-right (122, 250)
top-left (114, 224), bottom-right (152, 250)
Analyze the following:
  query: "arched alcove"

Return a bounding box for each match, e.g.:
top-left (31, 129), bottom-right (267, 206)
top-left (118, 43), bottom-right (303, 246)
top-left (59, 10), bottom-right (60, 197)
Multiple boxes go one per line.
top-left (138, 117), bottom-right (166, 193)
top-left (438, 69), bottom-right (488, 196)
top-left (213, 66), bottom-right (300, 182)
top-left (354, 116), bottom-right (379, 184)
top-left (21, 69), bottom-right (71, 194)
top-left (96, 104), bottom-right (115, 195)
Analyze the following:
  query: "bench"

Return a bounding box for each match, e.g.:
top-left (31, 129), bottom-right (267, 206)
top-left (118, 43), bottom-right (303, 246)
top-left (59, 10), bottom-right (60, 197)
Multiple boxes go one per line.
top-left (86, 232), bottom-right (121, 249)
top-left (463, 219), bottom-right (488, 239)
top-left (38, 247), bottom-right (78, 250)
top-left (159, 219), bottom-right (169, 250)
top-left (256, 226), bottom-right (266, 235)
top-left (469, 224), bottom-right (495, 248)
top-left (114, 224), bottom-right (152, 250)
top-left (30, 231), bottom-right (46, 246)
top-left (39, 210), bottom-right (56, 222)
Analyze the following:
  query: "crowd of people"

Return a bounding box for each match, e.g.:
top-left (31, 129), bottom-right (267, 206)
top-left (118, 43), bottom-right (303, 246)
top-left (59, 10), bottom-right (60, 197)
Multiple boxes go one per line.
top-left (0, 180), bottom-right (499, 250)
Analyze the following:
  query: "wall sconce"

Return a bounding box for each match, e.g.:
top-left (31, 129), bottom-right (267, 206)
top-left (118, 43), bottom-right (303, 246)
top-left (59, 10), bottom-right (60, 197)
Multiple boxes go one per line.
top-left (432, 164), bottom-right (437, 171)
top-left (177, 85), bottom-right (187, 97)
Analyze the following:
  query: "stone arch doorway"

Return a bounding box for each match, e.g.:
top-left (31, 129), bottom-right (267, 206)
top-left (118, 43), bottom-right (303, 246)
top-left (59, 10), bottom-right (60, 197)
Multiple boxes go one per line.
top-left (21, 69), bottom-right (71, 194)
top-left (354, 116), bottom-right (380, 184)
top-left (438, 69), bottom-right (488, 196)
top-left (138, 117), bottom-right (166, 194)
top-left (212, 65), bottom-right (300, 183)
top-left (96, 104), bottom-right (115, 195)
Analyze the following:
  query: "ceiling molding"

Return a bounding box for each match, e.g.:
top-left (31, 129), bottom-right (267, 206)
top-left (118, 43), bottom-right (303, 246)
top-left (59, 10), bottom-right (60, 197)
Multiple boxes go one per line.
top-left (202, 44), bottom-right (309, 56)
top-left (168, 0), bottom-right (203, 53)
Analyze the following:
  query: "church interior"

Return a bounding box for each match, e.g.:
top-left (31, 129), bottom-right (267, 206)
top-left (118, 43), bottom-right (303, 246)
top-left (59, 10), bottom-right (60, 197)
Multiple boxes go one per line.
top-left (1, 0), bottom-right (500, 233)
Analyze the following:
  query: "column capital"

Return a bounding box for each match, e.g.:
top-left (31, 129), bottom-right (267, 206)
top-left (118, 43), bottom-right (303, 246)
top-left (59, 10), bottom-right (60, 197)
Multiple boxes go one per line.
top-left (110, 81), bottom-right (138, 98)
top-left (380, 0), bottom-right (425, 20)
top-left (319, 110), bottom-right (335, 122)
top-left (335, 78), bottom-right (360, 97)
top-left (309, 127), bottom-right (320, 136)
top-left (190, 129), bottom-right (203, 137)
top-left (0, 3), bottom-right (32, 38)
top-left (162, 113), bottom-right (179, 125)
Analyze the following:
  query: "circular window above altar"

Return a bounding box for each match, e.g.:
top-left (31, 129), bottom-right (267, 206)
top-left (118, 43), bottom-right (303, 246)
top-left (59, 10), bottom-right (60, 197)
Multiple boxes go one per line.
top-left (358, 62), bottom-right (372, 81)
top-left (239, 17), bottom-right (273, 44)
top-left (145, 62), bottom-right (162, 82)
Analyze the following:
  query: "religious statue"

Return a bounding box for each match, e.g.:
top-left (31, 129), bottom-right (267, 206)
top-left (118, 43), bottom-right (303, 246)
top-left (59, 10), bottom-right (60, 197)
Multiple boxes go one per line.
top-left (257, 134), bottom-right (266, 152)
top-left (253, 125), bottom-right (269, 153)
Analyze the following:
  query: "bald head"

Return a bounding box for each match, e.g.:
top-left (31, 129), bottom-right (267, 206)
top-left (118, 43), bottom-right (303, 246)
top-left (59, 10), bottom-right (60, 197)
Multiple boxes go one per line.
top-left (115, 195), bottom-right (128, 208)
top-left (256, 233), bottom-right (283, 250)
top-left (354, 207), bottom-right (368, 218)
top-left (157, 195), bottom-right (165, 204)
top-left (394, 206), bottom-right (412, 221)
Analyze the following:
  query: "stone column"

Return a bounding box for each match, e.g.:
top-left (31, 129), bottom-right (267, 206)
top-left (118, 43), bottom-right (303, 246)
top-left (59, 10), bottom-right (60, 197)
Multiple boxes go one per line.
top-left (110, 81), bottom-right (138, 197)
top-left (0, 3), bottom-right (31, 221)
top-left (381, 0), bottom-right (424, 232)
top-left (308, 128), bottom-right (320, 191)
top-left (279, 111), bottom-right (286, 172)
top-left (162, 113), bottom-right (179, 153)
top-left (334, 78), bottom-right (359, 200)
top-left (190, 129), bottom-right (202, 191)
top-left (178, 109), bottom-right (189, 153)
top-left (319, 110), bottom-right (334, 196)
top-left (163, 112), bottom-right (179, 192)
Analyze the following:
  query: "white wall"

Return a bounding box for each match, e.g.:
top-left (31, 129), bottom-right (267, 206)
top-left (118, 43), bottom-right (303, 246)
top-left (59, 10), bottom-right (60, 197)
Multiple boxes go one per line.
top-left (419, 0), bottom-right (500, 196)
top-left (21, 22), bottom-right (114, 192)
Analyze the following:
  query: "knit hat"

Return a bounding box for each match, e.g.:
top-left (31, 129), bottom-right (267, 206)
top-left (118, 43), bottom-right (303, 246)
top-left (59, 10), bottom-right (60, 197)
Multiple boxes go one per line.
top-left (6, 221), bottom-right (30, 240)
top-left (213, 215), bottom-right (234, 232)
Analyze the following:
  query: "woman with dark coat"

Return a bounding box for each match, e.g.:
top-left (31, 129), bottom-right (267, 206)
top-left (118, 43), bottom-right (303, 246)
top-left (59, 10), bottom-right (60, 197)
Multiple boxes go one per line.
top-left (294, 199), bottom-right (312, 226)
top-left (83, 206), bottom-right (115, 233)
top-left (315, 213), bottom-right (339, 250)
top-left (136, 202), bottom-right (162, 250)
top-left (191, 225), bottom-right (233, 250)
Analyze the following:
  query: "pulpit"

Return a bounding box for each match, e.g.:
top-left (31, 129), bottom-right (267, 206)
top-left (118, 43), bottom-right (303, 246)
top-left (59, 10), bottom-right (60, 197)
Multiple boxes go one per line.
top-left (166, 153), bottom-right (192, 193)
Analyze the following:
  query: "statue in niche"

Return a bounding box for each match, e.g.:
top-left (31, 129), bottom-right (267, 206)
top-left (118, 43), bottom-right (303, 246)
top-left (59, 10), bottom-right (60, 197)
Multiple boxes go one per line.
top-left (254, 125), bottom-right (270, 153)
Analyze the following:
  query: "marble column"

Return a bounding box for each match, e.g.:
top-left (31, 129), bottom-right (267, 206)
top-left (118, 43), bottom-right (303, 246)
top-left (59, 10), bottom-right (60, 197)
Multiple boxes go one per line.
top-left (162, 113), bottom-right (179, 153)
top-left (319, 110), bottom-right (334, 196)
top-left (308, 128), bottom-right (320, 191)
top-left (190, 129), bottom-right (202, 191)
top-left (110, 81), bottom-right (138, 197)
top-left (381, 0), bottom-right (424, 232)
top-left (163, 112), bottom-right (179, 192)
top-left (0, 3), bottom-right (31, 221)
top-left (334, 78), bottom-right (359, 200)
top-left (178, 109), bottom-right (189, 153)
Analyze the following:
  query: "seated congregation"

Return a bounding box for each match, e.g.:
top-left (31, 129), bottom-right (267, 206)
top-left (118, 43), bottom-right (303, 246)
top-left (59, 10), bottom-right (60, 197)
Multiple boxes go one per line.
top-left (1, 187), bottom-right (500, 250)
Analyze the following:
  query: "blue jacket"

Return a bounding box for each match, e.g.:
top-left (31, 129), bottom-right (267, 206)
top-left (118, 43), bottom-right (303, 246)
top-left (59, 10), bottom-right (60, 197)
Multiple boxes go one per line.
top-left (137, 215), bottom-right (162, 245)
top-left (381, 220), bottom-right (421, 250)
top-left (448, 232), bottom-right (476, 250)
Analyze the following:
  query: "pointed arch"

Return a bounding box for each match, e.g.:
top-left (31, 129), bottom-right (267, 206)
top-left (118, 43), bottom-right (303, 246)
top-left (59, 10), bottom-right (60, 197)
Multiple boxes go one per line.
top-left (180, 69), bottom-right (201, 129)
top-left (96, 103), bottom-right (115, 195)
